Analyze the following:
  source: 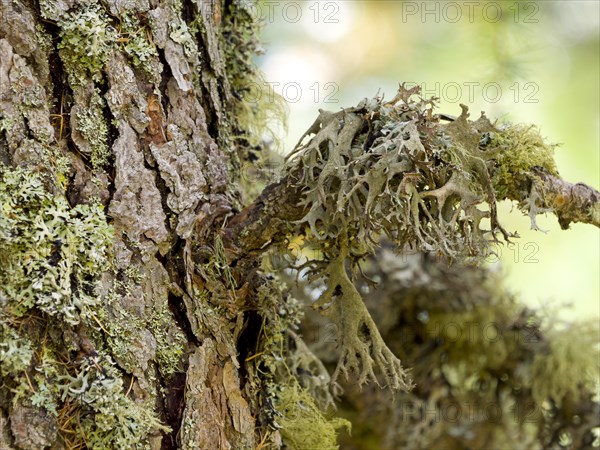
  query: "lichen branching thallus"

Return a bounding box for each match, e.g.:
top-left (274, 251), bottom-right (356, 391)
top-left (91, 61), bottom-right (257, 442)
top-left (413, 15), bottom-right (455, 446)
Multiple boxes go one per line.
top-left (282, 84), bottom-right (561, 392)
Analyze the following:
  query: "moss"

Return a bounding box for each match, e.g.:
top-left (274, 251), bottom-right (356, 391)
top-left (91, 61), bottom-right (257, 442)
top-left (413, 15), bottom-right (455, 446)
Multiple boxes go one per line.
top-left (0, 165), bottom-right (113, 325)
top-left (274, 381), bottom-right (350, 450)
top-left (489, 123), bottom-right (558, 200)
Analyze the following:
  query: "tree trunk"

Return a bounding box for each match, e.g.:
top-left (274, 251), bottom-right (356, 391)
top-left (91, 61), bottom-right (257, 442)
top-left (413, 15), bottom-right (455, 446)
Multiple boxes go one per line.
top-left (1, 0), bottom-right (268, 448)
top-left (2, 1), bottom-right (599, 450)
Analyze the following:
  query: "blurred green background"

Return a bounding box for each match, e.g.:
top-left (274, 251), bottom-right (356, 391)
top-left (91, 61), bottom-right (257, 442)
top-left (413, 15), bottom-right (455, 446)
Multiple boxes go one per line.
top-left (254, 0), bottom-right (599, 320)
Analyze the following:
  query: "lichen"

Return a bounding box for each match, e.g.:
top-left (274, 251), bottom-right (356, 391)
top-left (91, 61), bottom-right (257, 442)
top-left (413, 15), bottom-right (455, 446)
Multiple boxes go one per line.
top-left (118, 12), bottom-right (159, 75)
top-left (56, 353), bottom-right (169, 449)
top-left (57, 2), bottom-right (116, 84)
top-left (311, 235), bottom-right (413, 390)
top-left (0, 165), bottom-right (113, 325)
top-left (221, 0), bottom-right (287, 165)
top-left (105, 278), bottom-right (185, 378)
top-left (0, 322), bottom-right (34, 377)
top-left (531, 319), bottom-right (599, 406)
top-left (274, 381), bottom-right (351, 450)
top-left (75, 88), bottom-right (111, 169)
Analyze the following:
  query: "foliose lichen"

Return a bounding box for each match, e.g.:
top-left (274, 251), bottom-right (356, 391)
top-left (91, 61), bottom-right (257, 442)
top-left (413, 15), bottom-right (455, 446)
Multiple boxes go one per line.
top-left (56, 2), bottom-right (116, 84)
top-left (0, 165), bottom-right (112, 325)
top-left (55, 353), bottom-right (169, 448)
top-left (75, 88), bottom-right (111, 169)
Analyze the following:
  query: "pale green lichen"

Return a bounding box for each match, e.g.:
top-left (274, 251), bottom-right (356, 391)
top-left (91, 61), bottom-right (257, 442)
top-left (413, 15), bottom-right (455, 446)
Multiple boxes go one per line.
top-left (57, 2), bottom-right (116, 84)
top-left (56, 353), bottom-right (169, 449)
top-left (311, 237), bottom-right (413, 390)
top-left (0, 165), bottom-right (112, 325)
top-left (105, 281), bottom-right (185, 378)
top-left (76, 88), bottom-right (111, 169)
top-left (0, 118), bottom-right (14, 133)
top-left (170, 19), bottom-right (196, 58)
top-left (119, 12), bottom-right (159, 74)
top-left (150, 307), bottom-right (186, 377)
top-left (281, 86), bottom-right (567, 395)
top-left (0, 323), bottom-right (34, 377)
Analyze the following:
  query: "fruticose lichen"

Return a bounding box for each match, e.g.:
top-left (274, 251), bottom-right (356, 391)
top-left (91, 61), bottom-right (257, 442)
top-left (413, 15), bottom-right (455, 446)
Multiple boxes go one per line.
top-left (283, 85), bottom-right (568, 392)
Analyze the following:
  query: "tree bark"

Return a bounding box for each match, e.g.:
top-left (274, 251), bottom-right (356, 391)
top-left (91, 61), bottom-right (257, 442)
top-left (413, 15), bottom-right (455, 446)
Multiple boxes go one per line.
top-left (1, 0), bottom-right (265, 448)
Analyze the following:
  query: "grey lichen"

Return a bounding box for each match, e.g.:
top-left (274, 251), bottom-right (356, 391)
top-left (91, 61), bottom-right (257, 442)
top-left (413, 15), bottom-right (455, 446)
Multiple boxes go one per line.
top-left (281, 85), bottom-right (576, 393)
top-left (73, 87), bottom-right (111, 169)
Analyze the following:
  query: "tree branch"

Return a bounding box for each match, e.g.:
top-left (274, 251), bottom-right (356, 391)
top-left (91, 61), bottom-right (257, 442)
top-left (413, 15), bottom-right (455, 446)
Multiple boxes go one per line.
top-left (530, 167), bottom-right (600, 229)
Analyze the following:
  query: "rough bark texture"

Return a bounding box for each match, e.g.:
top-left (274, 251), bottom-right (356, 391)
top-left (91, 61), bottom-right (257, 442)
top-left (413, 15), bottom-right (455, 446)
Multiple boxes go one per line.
top-left (0, 0), bottom-right (267, 448)
top-left (1, 1), bottom-right (598, 450)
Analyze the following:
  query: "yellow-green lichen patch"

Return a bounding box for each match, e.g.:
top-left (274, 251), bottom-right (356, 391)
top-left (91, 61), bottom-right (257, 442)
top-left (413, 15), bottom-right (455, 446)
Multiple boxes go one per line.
top-left (489, 123), bottom-right (558, 201)
top-left (0, 165), bottom-right (113, 325)
top-left (274, 382), bottom-right (351, 450)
